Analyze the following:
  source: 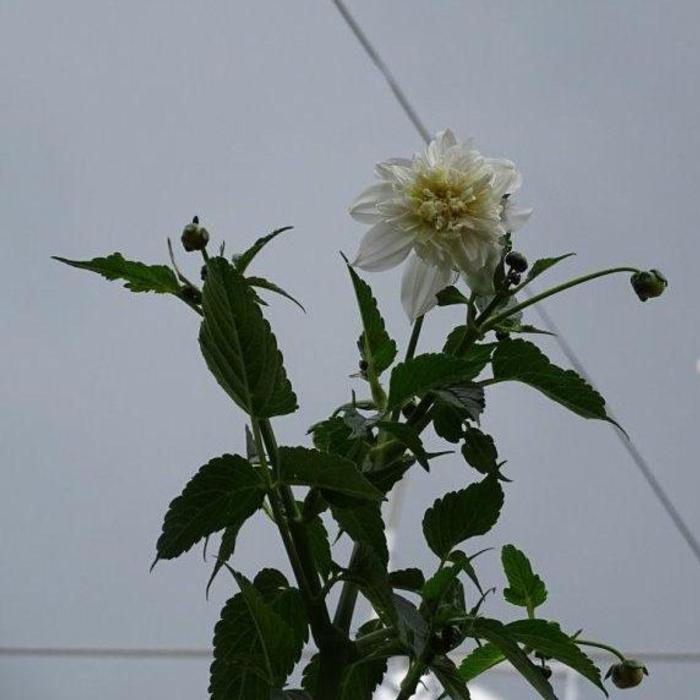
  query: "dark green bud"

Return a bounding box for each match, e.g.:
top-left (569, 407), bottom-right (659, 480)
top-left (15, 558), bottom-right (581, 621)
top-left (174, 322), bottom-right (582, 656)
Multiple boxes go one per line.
top-left (358, 359), bottom-right (369, 372)
top-left (606, 660), bottom-right (648, 689)
top-left (401, 400), bottom-right (417, 419)
top-left (507, 270), bottom-right (522, 286)
top-left (181, 216), bottom-right (209, 252)
top-left (505, 251), bottom-right (528, 273)
top-left (538, 664), bottom-right (553, 680)
top-left (495, 329), bottom-right (510, 342)
top-left (180, 285), bottom-right (202, 305)
top-left (200, 265), bottom-right (208, 281)
top-left (630, 269), bottom-right (667, 301)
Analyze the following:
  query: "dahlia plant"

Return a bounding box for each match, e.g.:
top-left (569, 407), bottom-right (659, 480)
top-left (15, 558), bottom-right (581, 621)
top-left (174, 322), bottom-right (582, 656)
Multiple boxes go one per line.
top-left (55, 131), bottom-right (664, 699)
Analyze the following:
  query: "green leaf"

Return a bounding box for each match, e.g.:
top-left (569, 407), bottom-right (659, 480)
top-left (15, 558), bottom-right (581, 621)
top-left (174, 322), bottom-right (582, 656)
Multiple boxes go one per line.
top-left (423, 477), bottom-right (504, 559)
top-left (199, 257), bottom-right (298, 417)
top-left (431, 656), bottom-right (472, 699)
top-left (434, 383), bottom-right (485, 422)
top-left (270, 691), bottom-right (312, 700)
top-left (210, 573), bottom-right (299, 700)
top-left (422, 551), bottom-right (484, 604)
top-left (507, 620), bottom-right (606, 693)
top-left (54, 253), bottom-right (180, 294)
top-left (206, 526), bottom-right (239, 596)
top-left (524, 253), bottom-right (575, 285)
top-left (492, 338), bottom-right (613, 423)
top-left (331, 501), bottom-right (388, 565)
top-left (432, 402), bottom-right (467, 443)
top-left (436, 285), bottom-right (471, 307)
top-left (338, 657), bottom-right (388, 700)
top-left (458, 643), bottom-right (505, 683)
top-left (387, 353), bottom-right (489, 411)
top-left (246, 276), bottom-right (305, 312)
top-left (366, 459), bottom-right (412, 495)
top-left (466, 618), bottom-right (557, 700)
top-left (346, 263), bottom-right (397, 376)
top-left (341, 545), bottom-right (397, 627)
top-left (461, 426), bottom-right (501, 477)
top-left (376, 420), bottom-right (450, 471)
top-left (154, 453), bottom-right (265, 564)
top-left (278, 446), bottom-right (383, 501)
top-left (501, 544), bottom-right (548, 612)
top-left (305, 515), bottom-right (334, 581)
top-left (394, 593), bottom-right (429, 655)
top-left (388, 568), bottom-right (426, 592)
top-left (234, 226), bottom-right (293, 273)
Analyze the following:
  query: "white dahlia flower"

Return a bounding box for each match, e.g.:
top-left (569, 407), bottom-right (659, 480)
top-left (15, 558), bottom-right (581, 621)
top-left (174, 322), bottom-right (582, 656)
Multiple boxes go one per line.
top-left (350, 129), bottom-right (532, 321)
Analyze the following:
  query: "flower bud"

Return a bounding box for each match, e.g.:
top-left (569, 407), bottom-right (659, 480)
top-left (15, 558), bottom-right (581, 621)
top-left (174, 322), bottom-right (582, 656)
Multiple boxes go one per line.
top-left (200, 265), bottom-right (208, 281)
top-left (606, 660), bottom-right (648, 689)
top-left (538, 664), bottom-right (553, 680)
top-left (180, 285), bottom-right (202, 305)
top-left (181, 216), bottom-right (209, 252)
top-left (507, 270), bottom-right (522, 286)
top-left (630, 269), bottom-right (667, 302)
top-left (358, 359), bottom-right (369, 372)
top-left (505, 251), bottom-right (528, 273)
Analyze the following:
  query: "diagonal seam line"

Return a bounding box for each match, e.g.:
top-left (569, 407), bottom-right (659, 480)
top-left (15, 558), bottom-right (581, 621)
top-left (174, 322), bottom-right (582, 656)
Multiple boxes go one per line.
top-left (331, 0), bottom-right (700, 569)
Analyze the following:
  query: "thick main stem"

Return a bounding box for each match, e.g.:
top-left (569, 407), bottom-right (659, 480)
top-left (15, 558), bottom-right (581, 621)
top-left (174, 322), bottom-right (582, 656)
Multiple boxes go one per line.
top-left (257, 418), bottom-right (351, 699)
top-left (397, 658), bottom-right (428, 700)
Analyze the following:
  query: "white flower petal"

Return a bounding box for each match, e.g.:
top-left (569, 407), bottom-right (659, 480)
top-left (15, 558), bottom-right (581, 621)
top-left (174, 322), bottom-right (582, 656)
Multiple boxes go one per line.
top-left (353, 222), bottom-right (414, 272)
top-left (375, 157), bottom-right (413, 180)
top-left (461, 243), bottom-right (503, 295)
top-left (400, 255), bottom-right (457, 322)
top-left (427, 129), bottom-right (458, 165)
top-left (349, 182), bottom-right (393, 223)
top-left (504, 204), bottom-right (533, 232)
top-left (487, 158), bottom-right (523, 196)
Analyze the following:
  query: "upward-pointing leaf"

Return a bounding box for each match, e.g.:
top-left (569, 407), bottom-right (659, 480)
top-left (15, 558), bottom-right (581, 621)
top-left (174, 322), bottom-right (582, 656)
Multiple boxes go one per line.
top-left (154, 453), bottom-right (265, 564)
top-left (234, 226), bottom-right (294, 273)
top-left (492, 339), bottom-right (613, 423)
top-left (278, 446), bottom-right (383, 502)
top-left (346, 263), bottom-right (397, 376)
top-left (423, 477), bottom-right (504, 559)
top-left (54, 253), bottom-right (180, 294)
top-left (199, 257), bottom-right (297, 418)
top-left (501, 544), bottom-right (548, 612)
top-left (524, 253), bottom-right (575, 285)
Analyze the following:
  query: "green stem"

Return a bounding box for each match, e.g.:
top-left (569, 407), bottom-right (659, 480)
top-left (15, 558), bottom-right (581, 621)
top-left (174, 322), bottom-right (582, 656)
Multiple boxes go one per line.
top-left (397, 658), bottom-right (429, 700)
top-left (405, 314), bottom-right (424, 361)
top-left (354, 627), bottom-right (396, 653)
top-left (575, 639), bottom-right (627, 663)
top-left (482, 267), bottom-right (639, 332)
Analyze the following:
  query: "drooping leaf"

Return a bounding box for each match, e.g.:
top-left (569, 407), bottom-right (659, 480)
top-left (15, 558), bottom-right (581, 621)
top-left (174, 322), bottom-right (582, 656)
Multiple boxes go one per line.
top-left (432, 402), bottom-right (467, 443)
top-left (458, 643), bottom-right (505, 683)
top-left (434, 383), bottom-right (485, 422)
top-left (331, 502), bottom-right (388, 565)
top-left (209, 573), bottom-right (299, 700)
top-left (246, 276), bottom-right (305, 312)
top-left (466, 618), bottom-right (558, 700)
top-left (338, 656), bottom-right (388, 700)
top-left (507, 620), bottom-right (606, 693)
top-left (278, 446), bottom-right (383, 502)
top-left (377, 420), bottom-right (450, 471)
top-left (501, 544), bottom-right (548, 612)
top-left (431, 656), bottom-right (472, 699)
top-left (365, 459), bottom-right (412, 496)
top-left (154, 453), bottom-right (265, 564)
top-left (393, 593), bottom-right (429, 656)
top-left (387, 353), bottom-right (489, 411)
top-left (234, 226), bottom-right (294, 273)
top-left (199, 257), bottom-right (298, 417)
top-left (492, 338), bottom-right (613, 423)
top-left (389, 568), bottom-right (426, 592)
top-left (461, 426), bottom-right (501, 476)
top-left (54, 253), bottom-right (180, 294)
top-left (423, 477), bottom-right (504, 559)
top-left (346, 263), bottom-right (397, 376)
top-left (524, 253), bottom-right (575, 285)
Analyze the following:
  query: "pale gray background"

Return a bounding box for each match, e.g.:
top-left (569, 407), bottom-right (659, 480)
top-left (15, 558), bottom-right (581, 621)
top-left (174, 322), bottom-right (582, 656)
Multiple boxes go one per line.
top-left (1, 1), bottom-right (698, 698)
